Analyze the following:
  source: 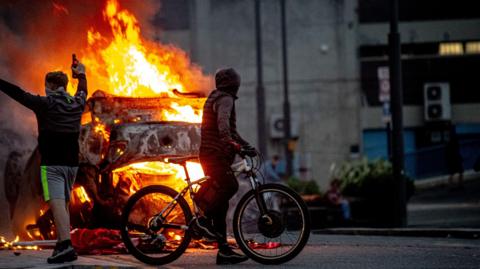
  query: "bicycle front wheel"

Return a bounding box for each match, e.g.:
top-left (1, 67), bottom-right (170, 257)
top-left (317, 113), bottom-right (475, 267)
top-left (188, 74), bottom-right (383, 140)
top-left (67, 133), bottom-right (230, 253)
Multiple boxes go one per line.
top-left (233, 183), bottom-right (310, 264)
top-left (120, 185), bottom-right (192, 265)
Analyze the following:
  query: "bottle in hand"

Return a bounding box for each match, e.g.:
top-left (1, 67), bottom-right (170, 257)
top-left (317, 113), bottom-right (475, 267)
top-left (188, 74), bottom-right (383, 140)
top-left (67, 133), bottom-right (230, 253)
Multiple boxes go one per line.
top-left (72, 54), bottom-right (79, 78)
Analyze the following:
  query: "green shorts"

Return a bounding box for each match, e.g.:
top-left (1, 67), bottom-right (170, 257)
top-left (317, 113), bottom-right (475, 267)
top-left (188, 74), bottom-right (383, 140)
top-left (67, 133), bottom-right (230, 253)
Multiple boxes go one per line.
top-left (40, 166), bottom-right (78, 202)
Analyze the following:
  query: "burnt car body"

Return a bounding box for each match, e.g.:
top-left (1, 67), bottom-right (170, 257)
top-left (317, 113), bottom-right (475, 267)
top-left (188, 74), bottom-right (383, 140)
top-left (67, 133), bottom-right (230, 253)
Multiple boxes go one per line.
top-left (79, 90), bottom-right (204, 167)
top-left (5, 90), bottom-right (205, 238)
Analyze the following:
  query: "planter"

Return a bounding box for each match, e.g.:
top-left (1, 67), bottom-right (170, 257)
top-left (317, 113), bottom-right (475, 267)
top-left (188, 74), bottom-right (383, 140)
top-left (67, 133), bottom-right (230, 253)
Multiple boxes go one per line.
top-left (301, 194), bottom-right (345, 229)
top-left (343, 175), bottom-right (414, 227)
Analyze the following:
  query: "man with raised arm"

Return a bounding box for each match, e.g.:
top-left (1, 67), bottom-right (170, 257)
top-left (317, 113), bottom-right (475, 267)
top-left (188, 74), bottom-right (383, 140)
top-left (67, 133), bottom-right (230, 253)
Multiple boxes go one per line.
top-left (0, 61), bottom-right (87, 263)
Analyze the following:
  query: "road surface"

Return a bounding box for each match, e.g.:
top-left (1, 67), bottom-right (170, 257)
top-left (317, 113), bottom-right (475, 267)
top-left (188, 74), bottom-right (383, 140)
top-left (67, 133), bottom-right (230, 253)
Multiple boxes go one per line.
top-left (1, 234), bottom-right (479, 268)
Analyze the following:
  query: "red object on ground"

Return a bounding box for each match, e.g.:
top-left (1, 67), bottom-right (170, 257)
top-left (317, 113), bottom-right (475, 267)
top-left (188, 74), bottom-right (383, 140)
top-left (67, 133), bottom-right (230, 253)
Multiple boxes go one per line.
top-left (70, 228), bottom-right (125, 255)
top-left (248, 241), bottom-right (281, 249)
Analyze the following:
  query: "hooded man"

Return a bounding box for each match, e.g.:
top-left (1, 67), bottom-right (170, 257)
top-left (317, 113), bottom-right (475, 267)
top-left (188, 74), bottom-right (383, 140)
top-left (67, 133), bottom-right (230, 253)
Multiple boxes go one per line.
top-left (196, 68), bottom-right (255, 265)
top-left (0, 62), bottom-right (87, 263)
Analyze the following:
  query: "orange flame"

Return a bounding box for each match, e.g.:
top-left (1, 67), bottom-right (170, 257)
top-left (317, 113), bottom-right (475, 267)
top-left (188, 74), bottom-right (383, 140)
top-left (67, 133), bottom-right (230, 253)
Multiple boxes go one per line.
top-left (162, 103), bottom-right (203, 123)
top-left (111, 161), bottom-right (205, 197)
top-left (80, 0), bottom-right (211, 101)
top-left (72, 186), bottom-right (92, 204)
top-left (0, 235), bottom-right (38, 251)
top-left (93, 122), bottom-right (110, 141)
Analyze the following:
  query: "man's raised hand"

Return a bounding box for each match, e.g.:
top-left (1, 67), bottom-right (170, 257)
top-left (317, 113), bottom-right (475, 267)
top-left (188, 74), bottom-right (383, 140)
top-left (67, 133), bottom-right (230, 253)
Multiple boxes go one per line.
top-left (71, 62), bottom-right (86, 77)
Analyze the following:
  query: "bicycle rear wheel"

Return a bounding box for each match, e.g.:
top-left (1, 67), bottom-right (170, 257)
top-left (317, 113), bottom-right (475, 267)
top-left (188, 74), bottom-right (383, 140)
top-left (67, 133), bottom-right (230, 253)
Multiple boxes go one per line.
top-left (120, 185), bottom-right (192, 265)
top-left (233, 183), bottom-right (310, 264)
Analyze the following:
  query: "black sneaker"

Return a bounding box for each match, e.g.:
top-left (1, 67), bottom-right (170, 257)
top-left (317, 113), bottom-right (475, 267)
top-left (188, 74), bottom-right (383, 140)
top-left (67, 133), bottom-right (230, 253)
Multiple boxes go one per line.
top-left (50, 241), bottom-right (62, 257)
top-left (195, 216), bottom-right (218, 240)
top-left (216, 247), bottom-right (248, 265)
top-left (50, 239), bottom-right (73, 259)
top-left (47, 240), bottom-right (78, 264)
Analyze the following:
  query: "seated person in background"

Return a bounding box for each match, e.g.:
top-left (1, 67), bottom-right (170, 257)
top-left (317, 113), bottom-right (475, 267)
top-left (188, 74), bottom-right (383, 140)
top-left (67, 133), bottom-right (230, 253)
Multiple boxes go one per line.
top-left (325, 178), bottom-right (351, 221)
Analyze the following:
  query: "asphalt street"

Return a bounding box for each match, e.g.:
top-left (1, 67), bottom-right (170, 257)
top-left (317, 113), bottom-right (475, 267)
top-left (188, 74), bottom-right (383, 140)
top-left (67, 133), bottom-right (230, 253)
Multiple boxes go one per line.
top-left (1, 234), bottom-right (479, 269)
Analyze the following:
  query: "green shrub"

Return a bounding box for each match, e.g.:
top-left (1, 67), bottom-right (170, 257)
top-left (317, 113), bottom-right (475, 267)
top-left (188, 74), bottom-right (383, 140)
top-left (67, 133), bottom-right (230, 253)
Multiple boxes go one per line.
top-left (287, 177), bottom-right (321, 195)
top-left (332, 158), bottom-right (414, 198)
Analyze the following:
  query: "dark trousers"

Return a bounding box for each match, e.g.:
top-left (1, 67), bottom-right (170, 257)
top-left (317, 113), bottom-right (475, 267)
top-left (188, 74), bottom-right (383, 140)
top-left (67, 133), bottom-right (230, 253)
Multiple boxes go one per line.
top-left (200, 159), bottom-right (239, 245)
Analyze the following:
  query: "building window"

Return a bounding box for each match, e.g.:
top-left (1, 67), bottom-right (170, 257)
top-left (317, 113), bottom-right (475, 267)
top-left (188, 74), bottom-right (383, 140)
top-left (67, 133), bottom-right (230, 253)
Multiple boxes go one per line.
top-left (466, 42), bottom-right (480, 54)
top-left (439, 43), bottom-right (464, 56)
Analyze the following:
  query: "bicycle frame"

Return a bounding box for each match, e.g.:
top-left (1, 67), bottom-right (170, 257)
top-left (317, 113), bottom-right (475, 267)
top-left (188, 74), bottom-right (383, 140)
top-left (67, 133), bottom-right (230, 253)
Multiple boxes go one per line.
top-left (150, 169), bottom-right (207, 231)
top-left (151, 156), bottom-right (268, 231)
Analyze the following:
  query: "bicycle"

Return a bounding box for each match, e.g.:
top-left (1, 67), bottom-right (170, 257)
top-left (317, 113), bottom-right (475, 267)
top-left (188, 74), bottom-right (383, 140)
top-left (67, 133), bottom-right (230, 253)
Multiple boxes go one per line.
top-left (120, 149), bottom-right (311, 265)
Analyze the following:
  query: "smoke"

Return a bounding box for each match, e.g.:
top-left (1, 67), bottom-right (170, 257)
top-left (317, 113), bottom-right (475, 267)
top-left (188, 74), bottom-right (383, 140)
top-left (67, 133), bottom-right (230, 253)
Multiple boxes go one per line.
top-left (0, 0), bottom-right (162, 91)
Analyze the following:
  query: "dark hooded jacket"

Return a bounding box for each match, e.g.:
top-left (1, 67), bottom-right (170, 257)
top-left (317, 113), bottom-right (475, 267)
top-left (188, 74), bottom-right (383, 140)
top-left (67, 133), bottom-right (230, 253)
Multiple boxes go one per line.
top-left (0, 75), bottom-right (87, 166)
top-left (200, 68), bottom-right (249, 163)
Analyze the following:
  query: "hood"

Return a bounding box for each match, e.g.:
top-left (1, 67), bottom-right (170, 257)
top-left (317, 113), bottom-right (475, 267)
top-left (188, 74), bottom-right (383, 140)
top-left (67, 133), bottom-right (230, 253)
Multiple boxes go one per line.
top-left (215, 68), bottom-right (240, 97)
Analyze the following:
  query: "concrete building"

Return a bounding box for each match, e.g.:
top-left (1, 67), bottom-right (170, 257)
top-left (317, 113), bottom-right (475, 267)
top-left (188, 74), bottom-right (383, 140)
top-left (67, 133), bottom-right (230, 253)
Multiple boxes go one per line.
top-left (155, 0), bottom-right (480, 188)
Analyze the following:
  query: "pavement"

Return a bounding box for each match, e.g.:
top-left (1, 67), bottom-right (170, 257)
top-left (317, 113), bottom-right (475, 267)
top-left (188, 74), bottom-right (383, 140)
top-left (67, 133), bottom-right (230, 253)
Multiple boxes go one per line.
top-left (1, 234), bottom-right (480, 269)
top-left (408, 174), bottom-right (480, 228)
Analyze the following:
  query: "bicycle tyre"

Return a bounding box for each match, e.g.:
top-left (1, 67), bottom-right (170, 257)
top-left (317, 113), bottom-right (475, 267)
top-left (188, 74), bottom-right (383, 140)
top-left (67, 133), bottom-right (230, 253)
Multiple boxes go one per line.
top-left (120, 185), bottom-right (193, 265)
top-left (233, 183), bottom-right (310, 265)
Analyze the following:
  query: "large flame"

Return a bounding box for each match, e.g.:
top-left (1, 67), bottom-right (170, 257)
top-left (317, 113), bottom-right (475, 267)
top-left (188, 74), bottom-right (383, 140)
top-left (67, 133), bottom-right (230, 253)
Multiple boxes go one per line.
top-left (81, 0), bottom-right (207, 189)
top-left (80, 0), bottom-right (211, 101)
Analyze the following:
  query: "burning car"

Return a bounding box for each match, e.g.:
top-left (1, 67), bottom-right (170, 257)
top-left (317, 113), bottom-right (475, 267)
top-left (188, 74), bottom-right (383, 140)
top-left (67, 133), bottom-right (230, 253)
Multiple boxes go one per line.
top-left (5, 90), bottom-right (206, 240)
top-left (75, 89), bottom-right (205, 229)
